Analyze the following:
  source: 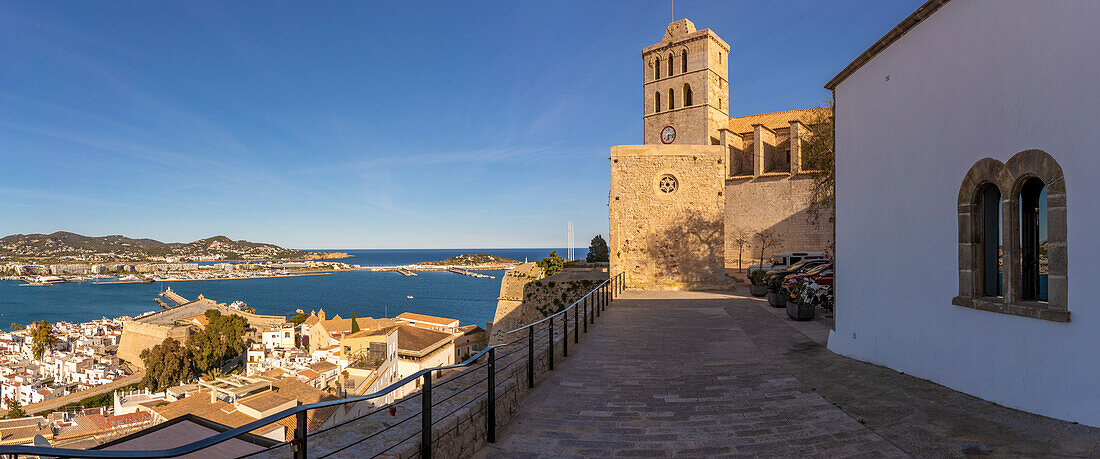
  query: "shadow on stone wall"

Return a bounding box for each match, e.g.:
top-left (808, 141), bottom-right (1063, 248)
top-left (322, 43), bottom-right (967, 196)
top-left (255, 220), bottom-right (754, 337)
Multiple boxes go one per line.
top-left (642, 209), bottom-right (729, 289)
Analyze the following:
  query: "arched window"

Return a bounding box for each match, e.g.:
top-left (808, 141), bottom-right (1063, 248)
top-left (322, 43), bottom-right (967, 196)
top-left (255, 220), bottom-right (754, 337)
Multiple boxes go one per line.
top-left (654, 58), bottom-right (660, 80)
top-left (683, 83), bottom-right (692, 106)
top-left (956, 150), bottom-right (1068, 321)
top-left (1018, 177), bottom-right (1047, 301)
top-left (978, 183), bottom-right (1002, 297)
top-left (655, 91), bottom-right (661, 112)
top-left (668, 88), bottom-right (675, 110)
top-left (667, 52), bottom-right (673, 77)
top-left (681, 50), bottom-right (688, 73)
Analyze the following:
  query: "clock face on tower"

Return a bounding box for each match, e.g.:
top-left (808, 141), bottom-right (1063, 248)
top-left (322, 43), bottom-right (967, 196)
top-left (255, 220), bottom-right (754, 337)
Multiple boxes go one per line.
top-left (661, 125), bottom-right (676, 144)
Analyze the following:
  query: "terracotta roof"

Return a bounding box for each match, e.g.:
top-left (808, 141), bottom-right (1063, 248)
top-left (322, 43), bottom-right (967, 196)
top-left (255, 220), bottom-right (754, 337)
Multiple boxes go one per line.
top-left (825, 0), bottom-right (950, 90)
top-left (397, 312), bottom-right (459, 326)
top-left (309, 361), bottom-right (338, 373)
top-left (269, 379), bottom-right (338, 442)
top-left (150, 391), bottom-right (269, 437)
top-left (236, 391), bottom-right (294, 413)
top-left (458, 325), bottom-right (484, 335)
top-left (727, 108), bottom-right (830, 134)
top-left (297, 369), bottom-right (320, 380)
top-left (396, 325), bottom-right (454, 355)
top-left (316, 317), bottom-right (396, 335)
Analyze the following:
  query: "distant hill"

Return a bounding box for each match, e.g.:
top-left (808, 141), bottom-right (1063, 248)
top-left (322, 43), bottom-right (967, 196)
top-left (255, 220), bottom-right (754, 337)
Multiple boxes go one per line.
top-left (416, 254), bottom-right (520, 266)
top-left (0, 231), bottom-right (334, 262)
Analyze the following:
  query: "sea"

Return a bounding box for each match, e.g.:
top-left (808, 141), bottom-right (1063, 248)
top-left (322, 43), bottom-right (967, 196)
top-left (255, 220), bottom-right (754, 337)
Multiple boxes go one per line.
top-left (0, 248), bottom-right (586, 330)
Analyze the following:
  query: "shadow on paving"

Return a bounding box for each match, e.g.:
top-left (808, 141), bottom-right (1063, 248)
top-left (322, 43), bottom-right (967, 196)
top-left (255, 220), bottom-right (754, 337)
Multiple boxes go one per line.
top-left (478, 290), bottom-right (902, 458)
top-left (732, 296), bottom-right (1100, 457)
top-left (477, 290), bottom-right (1100, 458)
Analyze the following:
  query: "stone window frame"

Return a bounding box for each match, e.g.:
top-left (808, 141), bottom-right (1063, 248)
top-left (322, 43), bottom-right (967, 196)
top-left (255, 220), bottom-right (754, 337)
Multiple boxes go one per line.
top-left (954, 149), bottom-right (1068, 322)
top-left (654, 172), bottom-right (681, 199)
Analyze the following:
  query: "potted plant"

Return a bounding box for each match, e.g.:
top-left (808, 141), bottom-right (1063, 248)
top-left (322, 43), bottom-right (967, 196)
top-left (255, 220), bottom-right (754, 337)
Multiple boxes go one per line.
top-left (749, 270), bottom-right (768, 297)
top-left (767, 287), bottom-right (787, 308)
top-left (786, 282), bottom-right (816, 321)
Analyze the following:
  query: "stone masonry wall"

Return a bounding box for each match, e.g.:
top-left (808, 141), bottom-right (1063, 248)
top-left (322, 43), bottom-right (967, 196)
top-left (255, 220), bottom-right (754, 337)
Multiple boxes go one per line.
top-left (610, 144), bottom-right (729, 290)
top-left (724, 173), bottom-right (834, 270)
top-left (490, 265), bottom-right (607, 345)
top-left (117, 322), bottom-right (191, 369)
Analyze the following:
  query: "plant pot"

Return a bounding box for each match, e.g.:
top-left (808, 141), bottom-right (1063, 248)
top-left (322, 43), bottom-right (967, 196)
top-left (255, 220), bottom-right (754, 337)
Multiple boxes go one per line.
top-left (786, 300), bottom-right (816, 321)
top-left (767, 291), bottom-right (787, 307)
top-left (749, 284), bottom-right (768, 297)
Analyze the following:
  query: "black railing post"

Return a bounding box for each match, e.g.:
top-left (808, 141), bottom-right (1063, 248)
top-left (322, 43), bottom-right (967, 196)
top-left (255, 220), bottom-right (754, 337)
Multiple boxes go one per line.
top-left (583, 297), bottom-right (589, 332)
top-left (574, 305), bottom-right (579, 343)
top-left (421, 372), bottom-right (432, 459)
top-left (527, 326), bottom-right (534, 388)
top-left (562, 314), bottom-right (568, 357)
top-left (603, 285), bottom-right (608, 311)
top-left (487, 347), bottom-right (496, 443)
top-left (596, 292), bottom-right (601, 318)
top-left (293, 410), bottom-right (308, 459)
top-left (548, 319), bottom-right (554, 371)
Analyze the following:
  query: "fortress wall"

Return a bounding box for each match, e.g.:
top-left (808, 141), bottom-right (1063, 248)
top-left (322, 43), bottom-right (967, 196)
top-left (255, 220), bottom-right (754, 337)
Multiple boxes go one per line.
top-left (489, 266), bottom-right (607, 345)
top-left (117, 321), bottom-right (191, 369)
top-left (724, 174), bottom-right (834, 269)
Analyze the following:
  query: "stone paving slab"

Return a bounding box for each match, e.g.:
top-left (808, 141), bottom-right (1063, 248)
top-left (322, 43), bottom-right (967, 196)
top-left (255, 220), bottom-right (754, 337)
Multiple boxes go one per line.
top-left (477, 290), bottom-right (1100, 458)
top-left (477, 290), bottom-right (905, 458)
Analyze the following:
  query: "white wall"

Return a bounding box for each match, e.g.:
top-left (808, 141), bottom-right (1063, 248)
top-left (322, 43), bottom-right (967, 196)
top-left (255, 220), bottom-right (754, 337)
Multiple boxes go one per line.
top-left (828, 0), bottom-right (1100, 426)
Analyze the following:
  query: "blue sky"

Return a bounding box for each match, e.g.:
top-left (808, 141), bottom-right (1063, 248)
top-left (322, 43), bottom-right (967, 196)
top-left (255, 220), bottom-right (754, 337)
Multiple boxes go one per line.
top-left (0, 0), bottom-right (923, 249)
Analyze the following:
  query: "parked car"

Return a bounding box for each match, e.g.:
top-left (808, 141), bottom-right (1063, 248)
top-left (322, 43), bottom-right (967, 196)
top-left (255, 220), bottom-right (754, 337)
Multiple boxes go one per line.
top-left (782, 263), bottom-right (834, 294)
top-left (747, 251), bottom-right (827, 277)
top-left (762, 259), bottom-right (831, 307)
top-left (764, 259), bottom-right (831, 293)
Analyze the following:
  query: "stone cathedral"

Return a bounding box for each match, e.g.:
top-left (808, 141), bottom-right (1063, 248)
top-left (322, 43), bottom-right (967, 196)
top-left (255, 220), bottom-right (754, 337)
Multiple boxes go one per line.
top-left (610, 19), bottom-right (834, 290)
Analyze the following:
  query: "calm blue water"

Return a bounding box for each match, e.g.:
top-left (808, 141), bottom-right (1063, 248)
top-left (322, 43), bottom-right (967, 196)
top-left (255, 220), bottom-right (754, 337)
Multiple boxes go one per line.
top-left (0, 248), bottom-right (586, 330)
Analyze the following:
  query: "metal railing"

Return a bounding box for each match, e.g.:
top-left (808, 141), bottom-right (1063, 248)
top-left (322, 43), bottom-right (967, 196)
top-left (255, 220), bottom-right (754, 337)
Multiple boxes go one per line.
top-left (0, 272), bottom-right (626, 459)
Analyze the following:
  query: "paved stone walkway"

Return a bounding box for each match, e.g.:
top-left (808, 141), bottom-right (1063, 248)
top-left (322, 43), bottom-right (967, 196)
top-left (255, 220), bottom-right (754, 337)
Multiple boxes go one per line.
top-left (477, 290), bottom-right (1100, 458)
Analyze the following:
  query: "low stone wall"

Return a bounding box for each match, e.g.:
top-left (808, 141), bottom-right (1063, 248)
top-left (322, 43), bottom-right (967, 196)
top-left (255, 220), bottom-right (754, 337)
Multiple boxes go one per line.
top-left (299, 299), bottom-right (601, 458)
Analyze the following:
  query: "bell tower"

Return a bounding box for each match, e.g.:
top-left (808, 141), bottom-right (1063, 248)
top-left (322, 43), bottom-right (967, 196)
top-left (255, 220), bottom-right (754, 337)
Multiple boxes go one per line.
top-left (642, 19), bottom-right (730, 145)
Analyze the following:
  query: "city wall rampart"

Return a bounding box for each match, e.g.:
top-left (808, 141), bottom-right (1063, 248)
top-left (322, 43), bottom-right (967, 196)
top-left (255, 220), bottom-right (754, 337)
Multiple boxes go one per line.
top-left (490, 265), bottom-right (607, 345)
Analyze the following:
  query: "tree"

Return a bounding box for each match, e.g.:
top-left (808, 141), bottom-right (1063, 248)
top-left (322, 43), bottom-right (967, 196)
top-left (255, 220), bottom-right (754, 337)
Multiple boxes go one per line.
top-left (536, 251), bottom-right (565, 277)
top-left (29, 320), bottom-right (58, 360)
top-left (141, 338), bottom-right (194, 392)
top-left (733, 230), bottom-right (751, 272)
top-left (350, 308), bottom-right (360, 333)
top-left (203, 367), bottom-right (224, 381)
top-left (755, 229), bottom-right (783, 267)
top-left (288, 312), bottom-right (311, 325)
top-left (586, 235), bottom-right (610, 262)
top-left (5, 400), bottom-right (26, 419)
top-left (802, 99), bottom-right (835, 221)
top-left (9, 323), bottom-right (23, 331)
top-left (187, 311), bottom-right (248, 374)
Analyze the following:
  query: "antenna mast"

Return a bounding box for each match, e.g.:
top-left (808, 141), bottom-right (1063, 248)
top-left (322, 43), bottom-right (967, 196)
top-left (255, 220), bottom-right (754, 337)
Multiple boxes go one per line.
top-left (567, 221), bottom-right (575, 261)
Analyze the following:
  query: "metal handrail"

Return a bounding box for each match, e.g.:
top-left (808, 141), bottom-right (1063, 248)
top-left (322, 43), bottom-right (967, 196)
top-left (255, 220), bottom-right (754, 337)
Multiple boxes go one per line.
top-left (0, 272), bottom-right (624, 459)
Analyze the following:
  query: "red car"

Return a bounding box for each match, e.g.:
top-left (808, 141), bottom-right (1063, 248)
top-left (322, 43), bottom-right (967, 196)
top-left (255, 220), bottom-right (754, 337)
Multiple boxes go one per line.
top-left (783, 262), bottom-right (833, 296)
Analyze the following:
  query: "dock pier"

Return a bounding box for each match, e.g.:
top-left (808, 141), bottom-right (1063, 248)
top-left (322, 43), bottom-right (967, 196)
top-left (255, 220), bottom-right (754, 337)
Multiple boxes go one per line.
top-left (446, 267), bottom-right (494, 279)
